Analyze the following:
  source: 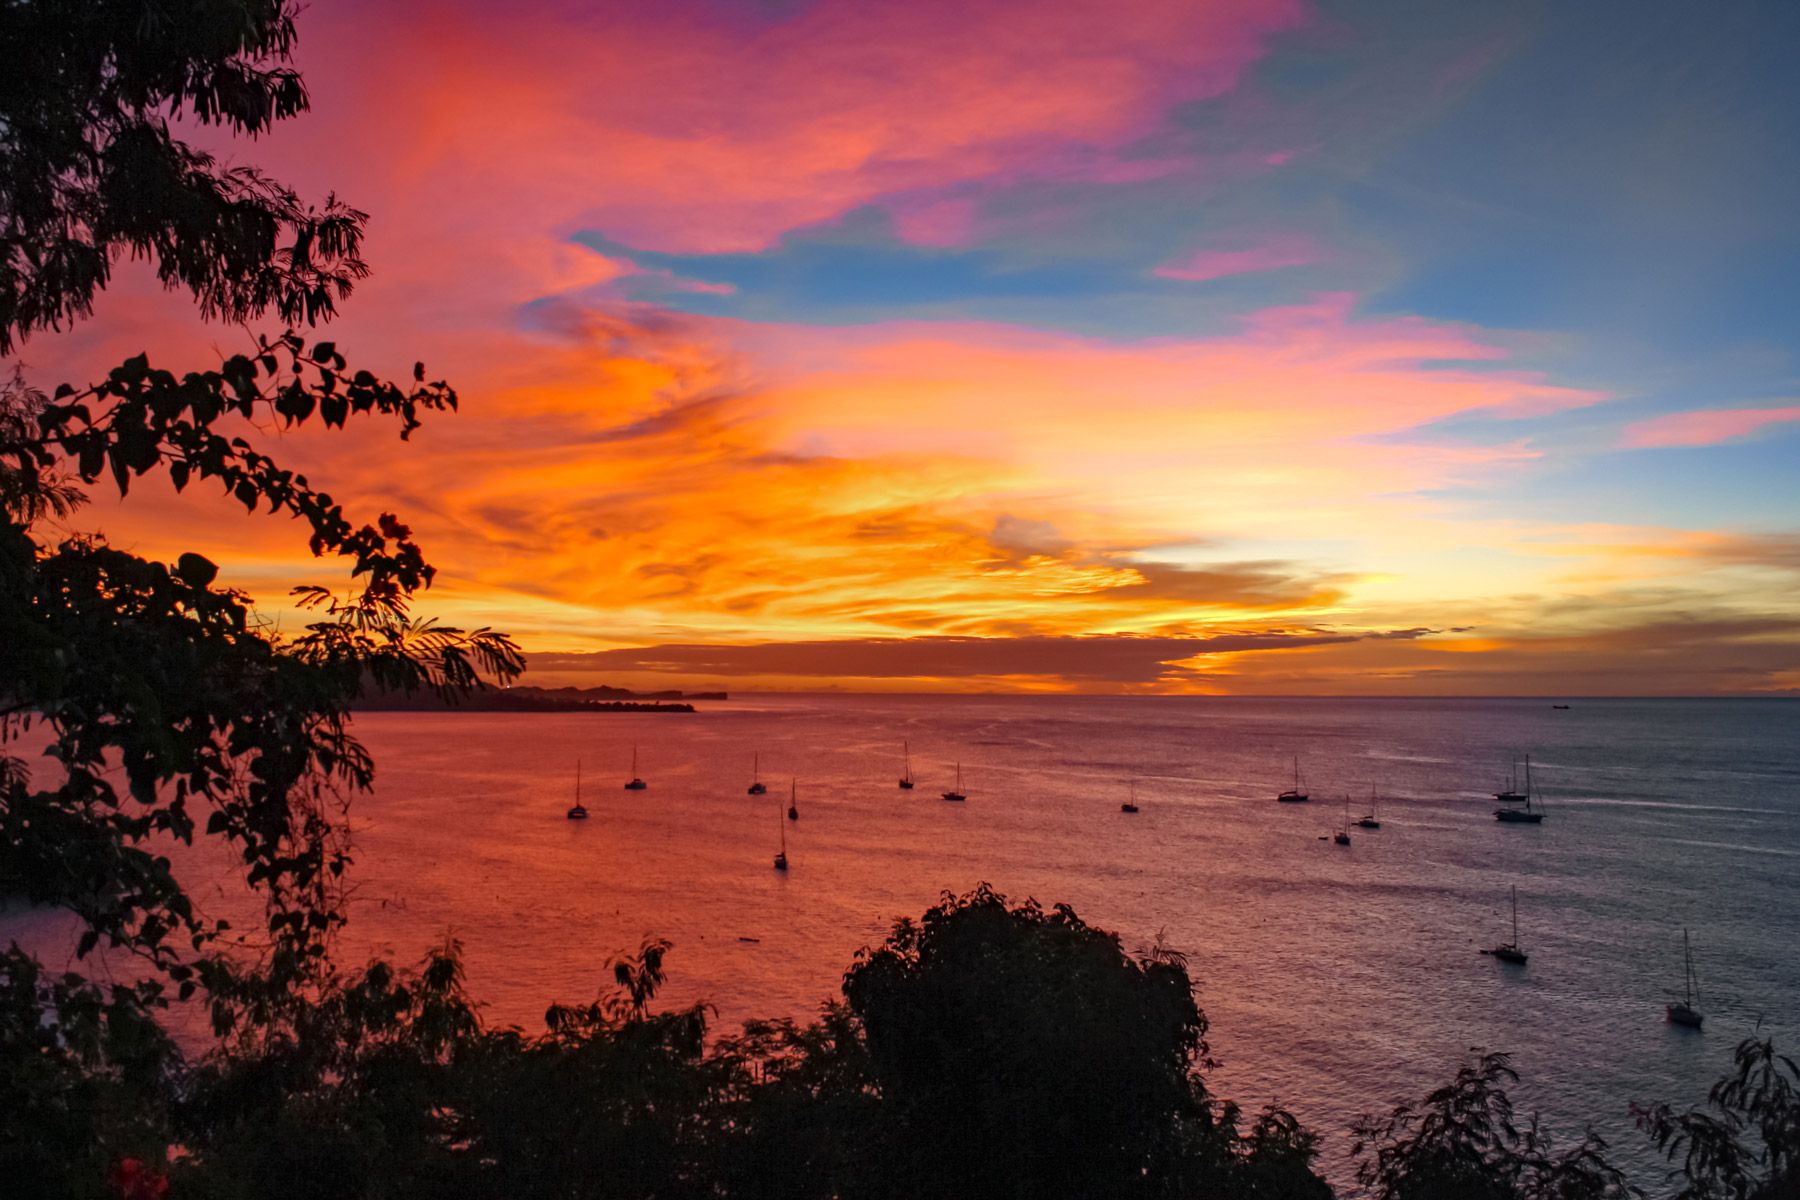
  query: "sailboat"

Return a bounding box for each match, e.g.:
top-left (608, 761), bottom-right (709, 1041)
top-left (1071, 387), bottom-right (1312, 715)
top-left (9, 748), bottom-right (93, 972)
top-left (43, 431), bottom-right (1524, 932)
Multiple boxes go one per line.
top-left (623, 745), bottom-right (647, 791)
top-left (1665, 928), bottom-right (1703, 1029)
top-left (1121, 779), bottom-right (1139, 814)
top-left (1333, 795), bottom-right (1351, 845)
top-left (1357, 783), bottom-right (1382, 829)
top-left (747, 753), bottom-right (766, 796)
top-left (1277, 756), bottom-right (1310, 802)
top-left (1481, 886), bottom-right (1528, 964)
top-left (787, 783), bottom-right (799, 821)
top-left (899, 741), bottom-right (915, 790)
top-left (1495, 756), bottom-right (1528, 804)
top-left (1495, 755), bottom-right (1545, 823)
top-left (773, 784), bottom-right (790, 871)
top-left (942, 762), bottom-right (966, 803)
top-left (565, 760), bottom-right (589, 820)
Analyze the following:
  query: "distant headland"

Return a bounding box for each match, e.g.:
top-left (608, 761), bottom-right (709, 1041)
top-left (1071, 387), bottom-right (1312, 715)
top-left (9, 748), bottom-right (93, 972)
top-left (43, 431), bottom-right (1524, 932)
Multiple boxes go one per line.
top-left (354, 684), bottom-right (725, 713)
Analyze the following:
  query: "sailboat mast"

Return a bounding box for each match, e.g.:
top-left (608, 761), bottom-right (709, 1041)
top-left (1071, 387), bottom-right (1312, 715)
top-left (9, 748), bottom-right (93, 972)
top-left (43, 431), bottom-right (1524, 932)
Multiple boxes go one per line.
top-left (576, 759), bottom-right (582, 804)
top-left (1684, 928), bottom-right (1694, 1005)
top-left (1511, 885), bottom-right (1519, 944)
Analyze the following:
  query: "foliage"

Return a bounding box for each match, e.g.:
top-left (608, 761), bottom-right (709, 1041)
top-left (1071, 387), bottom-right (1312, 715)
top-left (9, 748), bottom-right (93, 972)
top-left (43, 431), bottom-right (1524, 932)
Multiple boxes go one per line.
top-left (149, 889), bottom-right (1336, 1200)
top-left (0, 946), bottom-right (175, 1200)
top-left (0, 0), bottom-right (365, 353)
top-left (2, 5), bottom-right (520, 1193)
top-left (1352, 1051), bottom-right (1638, 1200)
top-left (1, 332), bottom-right (522, 1005)
top-left (838, 884), bottom-right (1330, 1199)
top-left (1635, 1037), bottom-right (1800, 1200)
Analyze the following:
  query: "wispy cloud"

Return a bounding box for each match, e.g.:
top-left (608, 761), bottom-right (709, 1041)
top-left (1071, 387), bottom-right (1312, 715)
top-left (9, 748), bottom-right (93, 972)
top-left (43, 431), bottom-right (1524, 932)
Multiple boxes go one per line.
top-left (1153, 233), bottom-right (1320, 282)
top-left (1621, 404), bottom-right (1800, 448)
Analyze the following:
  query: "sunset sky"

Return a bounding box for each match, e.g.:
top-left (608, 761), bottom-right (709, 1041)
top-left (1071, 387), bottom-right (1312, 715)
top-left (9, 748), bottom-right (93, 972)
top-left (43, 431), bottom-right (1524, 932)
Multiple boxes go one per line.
top-left (25, 0), bottom-right (1800, 694)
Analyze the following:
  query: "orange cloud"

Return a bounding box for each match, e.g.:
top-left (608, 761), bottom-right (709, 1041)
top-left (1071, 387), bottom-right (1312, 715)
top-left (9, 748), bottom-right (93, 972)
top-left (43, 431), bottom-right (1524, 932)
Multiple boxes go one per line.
top-left (54, 295), bottom-right (1626, 669)
top-left (17, 0), bottom-right (1797, 697)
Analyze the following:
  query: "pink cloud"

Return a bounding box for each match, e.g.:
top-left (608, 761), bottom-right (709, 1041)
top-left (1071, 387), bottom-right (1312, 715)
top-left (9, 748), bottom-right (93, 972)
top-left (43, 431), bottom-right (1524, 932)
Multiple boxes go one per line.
top-left (890, 197), bottom-right (980, 248)
top-left (258, 0), bottom-right (1305, 263)
top-left (1154, 233), bottom-right (1320, 282)
top-left (1622, 405), bottom-right (1800, 448)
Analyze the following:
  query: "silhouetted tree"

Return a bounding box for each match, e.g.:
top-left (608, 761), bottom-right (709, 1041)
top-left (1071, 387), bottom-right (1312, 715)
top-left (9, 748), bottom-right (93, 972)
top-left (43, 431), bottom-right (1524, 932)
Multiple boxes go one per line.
top-left (1636, 1036), bottom-right (1800, 1200)
top-left (1, 4), bottom-right (519, 1194)
top-left (0, 0), bottom-right (365, 352)
top-left (839, 884), bottom-right (1330, 1199)
top-left (1352, 1051), bottom-right (1637, 1200)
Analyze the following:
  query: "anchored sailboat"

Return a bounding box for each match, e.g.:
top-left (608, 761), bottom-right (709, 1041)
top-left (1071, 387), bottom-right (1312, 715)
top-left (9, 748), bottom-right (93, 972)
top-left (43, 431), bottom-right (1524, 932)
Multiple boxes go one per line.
top-left (1121, 779), bottom-right (1139, 814)
top-left (899, 741), bottom-right (915, 790)
top-left (1357, 784), bottom-right (1381, 829)
top-left (1666, 928), bottom-right (1703, 1029)
top-left (1495, 755), bottom-right (1545, 823)
top-left (1277, 756), bottom-right (1310, 803)
top-left (773, 784), bottom-right (790, 871)
top-left (566, 760), bottom-right (588, 820)
top-left (942, 762), bottom-right (966, 802)
top-left (623, 745), bottom-right (647, 791)
top-left (747, 753), bottom-right (766, 795)
top-left (1333, 794), bottom-right (1351, 845)
top-left (1482, 886), bottom-right (1528, 964)
top-left (1495, 755), bottom-right (1528, 804)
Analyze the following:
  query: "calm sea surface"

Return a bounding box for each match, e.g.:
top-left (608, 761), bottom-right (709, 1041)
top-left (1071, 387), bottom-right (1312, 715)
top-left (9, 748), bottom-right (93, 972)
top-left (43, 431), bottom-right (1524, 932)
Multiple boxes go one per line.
top-left (9, 695), bottom-right (1799, 1188)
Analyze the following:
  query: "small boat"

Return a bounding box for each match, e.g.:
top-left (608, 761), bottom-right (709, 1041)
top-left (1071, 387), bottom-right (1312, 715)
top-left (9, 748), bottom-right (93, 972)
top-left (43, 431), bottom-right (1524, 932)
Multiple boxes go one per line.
top-left (1121, 779), bottom-right (1139, 814)
top-left (1332, 794), bottom-right (1351, 845)
top-left (747, 752), bottom-right (766, 795)
top-left (623, 745), bottom-right (647, 791)
top-left (1665, 928), bottom-right (1703, 1029)
top-left (1277, 756), bottom-right (1310, 803)
top-left (899, 740), bottom-right (915, 790)
top-left (1494, 755), bottom-right (1545, 823)
top-left (942, 762), bottom-right (966, 802)
top-left (566, 760), bottom-right (589, 820)
top-left (1482, 886), bottom-right (1528, 964)
top-left (1357, 784), bottom-right (1381, 829)
top-left (1552, 704), bottom-right (1570, 710)
top-left (773, 785), bottom-right (790, 871)
top-left (787, 783), bottom-right (799, 821)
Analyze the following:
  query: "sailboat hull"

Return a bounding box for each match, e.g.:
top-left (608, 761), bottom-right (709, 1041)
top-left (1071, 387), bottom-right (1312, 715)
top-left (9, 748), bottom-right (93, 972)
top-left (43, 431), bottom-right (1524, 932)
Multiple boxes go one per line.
top-left (1665, 1003), bottom-right (1702, 1028)
top-left (747, 783), bottom-right (766, 795)
top-left (1495, 808), bottom-right (1544, 823)
top-left (899, 780), bottom-right (914, 789)
top-left (1276, 792), bottom-right (1309, 803)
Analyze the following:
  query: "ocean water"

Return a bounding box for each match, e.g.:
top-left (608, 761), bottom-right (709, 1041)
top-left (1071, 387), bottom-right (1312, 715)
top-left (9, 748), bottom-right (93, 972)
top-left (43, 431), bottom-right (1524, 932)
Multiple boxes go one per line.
top-left (8, 695), bottom-right (1799, 1187)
